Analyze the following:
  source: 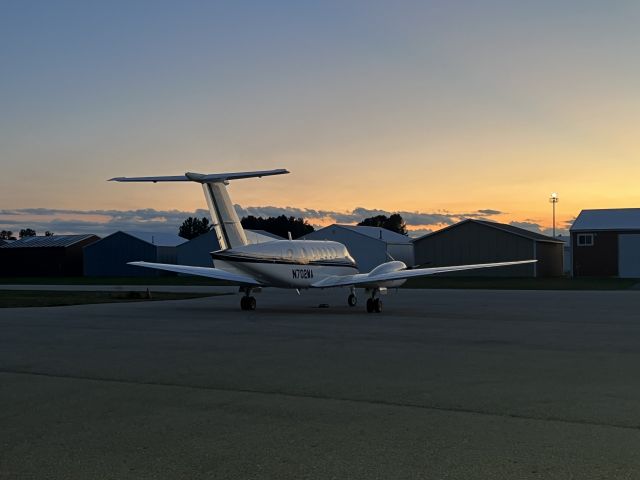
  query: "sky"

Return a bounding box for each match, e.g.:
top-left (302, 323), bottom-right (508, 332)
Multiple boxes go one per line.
top-left (1, 1), bottom-right (639, 237)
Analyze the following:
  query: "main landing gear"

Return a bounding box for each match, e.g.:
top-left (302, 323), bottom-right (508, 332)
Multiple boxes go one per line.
top-left (240, 287), bottom-right (257, 311)
top-left (366, 297), bottom-right (382, 313)
top-left (350, 288), bottom-right (382, 313)
top-left (240, 295), bottom-right (256, 310)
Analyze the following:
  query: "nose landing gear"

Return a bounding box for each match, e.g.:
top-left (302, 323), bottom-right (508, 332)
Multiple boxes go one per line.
top-left (347, 287), bottom-right (357, 307)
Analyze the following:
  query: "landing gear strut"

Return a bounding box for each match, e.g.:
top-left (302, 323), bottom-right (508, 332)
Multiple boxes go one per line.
top-left (365, 289), bottom-right (382, 313)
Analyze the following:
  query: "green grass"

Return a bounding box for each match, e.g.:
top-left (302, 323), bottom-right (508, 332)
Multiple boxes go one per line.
top-left (0, 291), bottom-right (221, 308)
top-left (0, 276), bottom-right (229, 286)
top-left (403, 276), bottom-right (638, 290)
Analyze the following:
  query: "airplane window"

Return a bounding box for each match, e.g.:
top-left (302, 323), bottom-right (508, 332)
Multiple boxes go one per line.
top-left (287, 249), bottom-right (293, 259)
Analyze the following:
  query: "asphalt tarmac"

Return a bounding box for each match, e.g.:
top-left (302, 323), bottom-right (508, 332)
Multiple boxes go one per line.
top-left (1, 288), bottom-right (640, 479)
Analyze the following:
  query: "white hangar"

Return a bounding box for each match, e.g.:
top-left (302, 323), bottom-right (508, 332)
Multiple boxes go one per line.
top-left (301, 225), bottom-right (414, 272)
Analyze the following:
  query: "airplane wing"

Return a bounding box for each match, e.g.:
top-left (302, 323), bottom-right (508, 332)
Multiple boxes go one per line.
top-left (127, 261), bottom-right (263, 286)
top-left (311, 260), bottom-right (537, 288)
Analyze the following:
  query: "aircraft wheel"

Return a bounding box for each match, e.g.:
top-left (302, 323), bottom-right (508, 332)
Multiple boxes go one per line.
top-left (348, 294), bottom-right (357, 307)
top-left (240, 296), bottom-right (248, 310)
top-left (247, 296), bottom-right (257, 311)
top-left (373, 298), bottom-right (382, 313)
top-left (366, 298), bottom-right (374, 313)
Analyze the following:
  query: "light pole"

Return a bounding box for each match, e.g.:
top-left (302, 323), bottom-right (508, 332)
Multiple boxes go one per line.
top-left (549, 192), bottom-right (559, 237)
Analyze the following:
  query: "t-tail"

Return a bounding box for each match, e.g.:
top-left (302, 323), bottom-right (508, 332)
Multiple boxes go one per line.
top-left (109, 168), bottom-right (289, 250)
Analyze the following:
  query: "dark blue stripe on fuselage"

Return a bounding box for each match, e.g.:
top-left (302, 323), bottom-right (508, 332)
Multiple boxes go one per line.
top-left (211, 252), bottom-right (358, 269)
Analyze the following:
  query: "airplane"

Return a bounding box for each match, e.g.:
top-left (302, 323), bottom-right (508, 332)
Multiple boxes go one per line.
top-left (110, 169), bottom-right (536, 313)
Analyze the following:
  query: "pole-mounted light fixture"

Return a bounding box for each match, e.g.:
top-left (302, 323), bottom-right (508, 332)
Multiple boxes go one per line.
top-left (549, 192), bottom-right (559, 237)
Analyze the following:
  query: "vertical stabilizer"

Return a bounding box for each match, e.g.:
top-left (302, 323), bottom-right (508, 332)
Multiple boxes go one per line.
top-left (201, 181), bottom-right (247, 250)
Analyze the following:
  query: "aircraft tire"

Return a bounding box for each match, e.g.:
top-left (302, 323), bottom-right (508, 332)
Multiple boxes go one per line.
top-left (240, 297), bottom-right (247, 310)
top-left (366, 298), bottom-right (374, 313)
top-left (248, 296), bottom-right (257, 310)
top-left (373, 298), bottom-right (382, 313)
top-left (348, 294), bottom-right (357, 307)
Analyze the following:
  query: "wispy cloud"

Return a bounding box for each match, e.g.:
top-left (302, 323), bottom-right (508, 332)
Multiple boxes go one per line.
top-left (0, 205), bottom-right (505, 237)
top-left (509, 220), bottom-right (570, 238)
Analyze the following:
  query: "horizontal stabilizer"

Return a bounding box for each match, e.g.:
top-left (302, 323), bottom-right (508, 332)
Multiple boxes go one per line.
top-left (109, 169), bottom-right (289, 183)
top-left (311, 259), bottom-right (537, 288)
top-left (128, 261), bottom-right (262, 286)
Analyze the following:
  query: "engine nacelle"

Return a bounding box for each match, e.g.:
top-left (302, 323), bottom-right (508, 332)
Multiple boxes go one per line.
top-left (369, 260), bottom-right (407, 276)
top-left (369, 261), bottom-right (407, 288)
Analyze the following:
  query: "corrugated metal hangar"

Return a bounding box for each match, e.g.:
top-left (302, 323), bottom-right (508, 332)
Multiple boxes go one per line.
top-left (84, 231), bottom-right (186, 277)
top-left (413, 219), bottom-right (563, 277)
top-left (302, 225), bottom-right (414, 272)
top-left (571, 208), bottom-right (640, 278)
top-left (0, 234), bottom-right (100, 276)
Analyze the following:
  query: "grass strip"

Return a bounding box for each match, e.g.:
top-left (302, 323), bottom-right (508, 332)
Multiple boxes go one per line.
top-left (0, 291), bottom-right (221, 308)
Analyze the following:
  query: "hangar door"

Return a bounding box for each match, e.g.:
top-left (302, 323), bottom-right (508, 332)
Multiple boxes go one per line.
top-left (618, 234), bottom-right (640, 278)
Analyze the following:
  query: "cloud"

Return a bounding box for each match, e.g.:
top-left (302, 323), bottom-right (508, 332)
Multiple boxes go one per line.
top-left (509, 221), bottom-right (544, 233)
top-left (509, 220), bottom-right (569, 238)
top-left (235, 205), bottom-right (503, 227)
top-left (407, 228), bottom-right (433, 239)
top-left (476, 209), bottom-right (502, 216)
top-left (0, 205), bottom-right (504, 237)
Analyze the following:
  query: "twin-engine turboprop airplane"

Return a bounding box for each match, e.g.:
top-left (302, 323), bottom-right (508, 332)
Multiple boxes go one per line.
top-left (110, 169), bottom-right (535, 312)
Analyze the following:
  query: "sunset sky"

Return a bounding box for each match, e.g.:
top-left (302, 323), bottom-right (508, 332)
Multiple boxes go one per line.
top-left (2, 1), bottom-right (639, 237)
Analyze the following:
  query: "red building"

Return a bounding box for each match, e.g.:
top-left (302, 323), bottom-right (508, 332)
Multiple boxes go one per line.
top-left (571, 209), bottom-right (640, 278)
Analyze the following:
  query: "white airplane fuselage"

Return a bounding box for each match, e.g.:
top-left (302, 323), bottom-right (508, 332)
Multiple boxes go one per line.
top-left (211, 239), bottom-right (405, 288)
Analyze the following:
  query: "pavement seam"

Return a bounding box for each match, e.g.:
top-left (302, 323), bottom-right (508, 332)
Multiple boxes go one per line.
top-left (1, 369), bottom-right (638, 432)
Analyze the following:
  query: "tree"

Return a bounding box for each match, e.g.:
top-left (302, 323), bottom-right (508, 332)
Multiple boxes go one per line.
top-left (0, 230), bottom-right (16, 240)
top-left (241, 215), bottom-right (314, 239)
top-left (19, 228), bottom-right (37, 238)
top-left (44, 231), bottom-right (54, 237)
top-left (178, 217), bottom-right (211, 240)
top-left (357, 213), bottom-right (408, 235)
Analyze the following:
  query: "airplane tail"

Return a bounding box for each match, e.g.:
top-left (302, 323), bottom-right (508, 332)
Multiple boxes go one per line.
top-left (110, 169), bottom-right (289, 250)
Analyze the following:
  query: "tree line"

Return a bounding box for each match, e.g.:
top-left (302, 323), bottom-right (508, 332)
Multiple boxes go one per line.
top-left (177, 213), bottom-right (408, 240)
top-left (1, 213), bottom-right (408, 243)
top-left (1, 229), bottom-right (54, 240)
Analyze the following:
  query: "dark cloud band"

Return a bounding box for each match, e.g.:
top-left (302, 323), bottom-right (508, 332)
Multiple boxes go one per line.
top-left (0, 205), bottom-right (540, 239)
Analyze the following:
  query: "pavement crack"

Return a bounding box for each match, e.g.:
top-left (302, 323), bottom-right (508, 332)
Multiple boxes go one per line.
top-left (1, 369), bottom-right (637, 432)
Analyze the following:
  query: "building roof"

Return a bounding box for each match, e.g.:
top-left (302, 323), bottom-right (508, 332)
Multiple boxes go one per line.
top-left (473, 220), bottom-right (563, 243)
top-left (570, 208), bottom-right (640, 231)
top-left (307, 224), bottom-right (412, 244)
top-left (0, 234), bottom-right (98, 249)
top-left (123, 231), bottom-right (187, 247)
top-left (415, 219), bottom-right (563, 244)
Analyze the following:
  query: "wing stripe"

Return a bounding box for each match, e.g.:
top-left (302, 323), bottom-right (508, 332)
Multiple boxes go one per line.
top-left (128, 261), bottom-right (262, 286)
